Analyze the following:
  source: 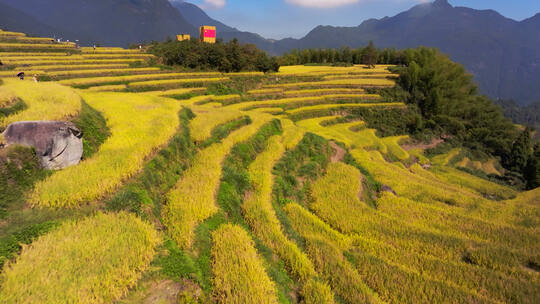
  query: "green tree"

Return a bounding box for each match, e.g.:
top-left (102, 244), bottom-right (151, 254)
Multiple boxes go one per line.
top-left (362, 41), bottom-right (378, 68)
top-left (524, 143), bottom-right (539, 189)
top-left (507, 128), bottom-right (532, 172)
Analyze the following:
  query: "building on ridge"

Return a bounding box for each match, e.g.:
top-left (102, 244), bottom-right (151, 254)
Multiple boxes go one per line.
top-left (176, 34), bottom-right (191, 42)
top-left (200, 26), bottom-right (216, 44)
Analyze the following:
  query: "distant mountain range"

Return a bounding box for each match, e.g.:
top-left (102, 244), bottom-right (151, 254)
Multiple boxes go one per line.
top-left (0, 0), bottom-right (538, 105)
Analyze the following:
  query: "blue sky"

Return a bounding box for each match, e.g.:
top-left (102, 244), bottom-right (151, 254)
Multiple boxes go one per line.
top-left (183, 0), bottom-right (540, 39)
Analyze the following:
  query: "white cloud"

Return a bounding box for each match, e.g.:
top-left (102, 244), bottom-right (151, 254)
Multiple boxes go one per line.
top-left (200, 0), bottom-right (226, 9)
top-left (285, 0), bottom-right (361, 8)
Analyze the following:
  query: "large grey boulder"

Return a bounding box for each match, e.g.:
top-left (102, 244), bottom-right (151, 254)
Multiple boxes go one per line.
top-left (2, 121), bottom-right (83, 170)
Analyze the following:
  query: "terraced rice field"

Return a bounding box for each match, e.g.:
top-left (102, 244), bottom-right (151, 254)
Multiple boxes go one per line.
top-left (1, 30), bottom-right (538, 304)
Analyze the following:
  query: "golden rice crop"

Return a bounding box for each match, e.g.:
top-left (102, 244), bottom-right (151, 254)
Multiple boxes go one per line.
top-left (81, 53), bottom-right (155, 59)
top-left (5, 58), bottom-right (143, 66)
top-left (227, 71), bottom-right (265, 77)
top-left (281, 119), bottom-right (306, 149)
top-left (140, 87), bottom-right (206, 97)
top-left (310, 162), bottom-right (369, 234)
top-left (243, 135), bottom-right (318, 281)
top-left (408, 148), bottom-right (430, 165)
top-left (128, 77), bottom-right (229, 88)
top-left (209, 94), bottom-right (241, 103)
top-left (0, 85), bottom-right (17, 107)
top-left (287, 102), bottom-right (405, 115)
top-left (0, 212), bottom-right (160, 303)
top-left (48, 67), bottom-right (161, 77)
top-left (0, 31), bottom-right (26, 37)
top-left (350, 231), bottom-right (539, 304)
top-left (283, 203), bottom-right (382, 304)
top-left (225, 94), bottom-right (381, 111)
top-left (85, 84), bottom-right (128, 92)
top-left (381, 135), bottom-right (410, 160)
top-left (265, 78), bottom-right (395, 88)
top-left (0, 79), bottom-right (81, 129)
top-left (0, 52), bottom-right (69, 57)
top-left (29, 91), bottom-right (181, 207)
top-left (189, 107), bottom-right (246, 142)
top-left (251, 107), bottom-right (284, 114)
top-left (431, 148), bottom-right (461, 165)
top-left (211, 224), bottom-right (279, 304)
top-left (162, 113), bottom-right (273, 249)
top-left (11, 37), bottom-right (56, 43)
top-left (81, 47), bottom-right (141, 54)
top-left (0, 43), bottom-right (75, 49)
top-left (375, 192), bottom-right (538, 249)
top-left (430, 165), bottom-right (516, 199)
top-left (0, 70), bottom-right (45, 77)
top-left (29, 63), bottom-right (132, 71)
top-left (300, 279), bottom-right (335, 304)
top-left (323, 73), bottom-right (398, 80)
top-left (59, 73), bottom-right (222, 87)
top-left (296, 117), bottom-right (389, 154)
top-left (284, 88), bottom-right (365, 96)
top-left (277, 65), bottom-right (392, 76)
top-left (247, 88), bottom-right (283, 95)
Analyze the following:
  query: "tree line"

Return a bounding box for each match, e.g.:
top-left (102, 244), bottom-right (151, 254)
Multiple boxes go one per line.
top-left (147, 38), bottom-right (279, 73)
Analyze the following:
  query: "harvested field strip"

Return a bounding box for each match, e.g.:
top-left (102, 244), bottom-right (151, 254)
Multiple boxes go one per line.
top-left (283, 203), bottom-right (382, 304)
top-left (189, 107), bottom-right (246, 142)
top-left (29, 92), bottom-right (181, 207)
top-left (226, 94), bottom-right (382, 111)
top-left (48, 67), bottom-right (161, 77)
top-left (162, 113), bottom-right (273, 249)
top-left (0, 79), bottom-right (81, 129)
top-left (264, 78), bottom-right (395, 88)
top-left (211, 224), bottom-right (279, 303)
top-left (128, 77), bottom-right (229, 88)
top-left (288, 102), bottom-right (405, 115)
top-left (59, 73), bottom-right (222, 87)
top-left (0, 212), bottom-right (160, 303)
top-left (243, 134), bottom-right (319, 282)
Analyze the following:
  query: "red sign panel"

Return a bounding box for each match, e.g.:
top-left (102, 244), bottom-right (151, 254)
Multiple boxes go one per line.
top-left (204, 29), bottom-right (216, 38)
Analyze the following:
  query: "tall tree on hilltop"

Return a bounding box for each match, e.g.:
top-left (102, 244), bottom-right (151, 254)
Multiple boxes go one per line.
top-left (362, 41), bottom-right (377, 68)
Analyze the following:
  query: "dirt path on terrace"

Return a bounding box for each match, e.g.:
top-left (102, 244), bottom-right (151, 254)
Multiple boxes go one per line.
top-left (330, 141), bottom-right (346, 163)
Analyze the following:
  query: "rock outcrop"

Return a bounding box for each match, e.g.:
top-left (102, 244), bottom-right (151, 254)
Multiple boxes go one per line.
top-left (2, 121), bottom-right (83, 170)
